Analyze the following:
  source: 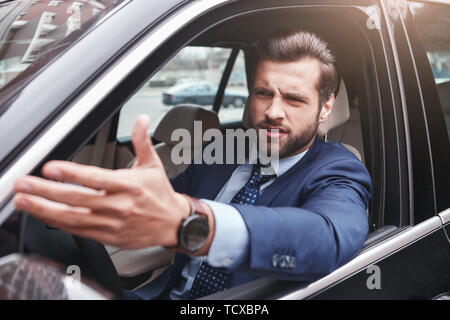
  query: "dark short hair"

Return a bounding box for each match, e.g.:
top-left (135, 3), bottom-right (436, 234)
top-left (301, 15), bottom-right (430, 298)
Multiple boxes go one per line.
top-left (253, 30), bottom-right (339, 107)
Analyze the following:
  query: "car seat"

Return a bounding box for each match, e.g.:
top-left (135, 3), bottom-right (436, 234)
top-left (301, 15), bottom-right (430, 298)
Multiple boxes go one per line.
top-left (152, 104), bottom-right (221, 178)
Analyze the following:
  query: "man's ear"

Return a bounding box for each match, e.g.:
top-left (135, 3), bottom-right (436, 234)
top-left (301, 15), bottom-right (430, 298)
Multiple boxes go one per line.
top-left (318, 94), bottom-right (335, 123)
top-left (242, 98), bottom-right (251, 128)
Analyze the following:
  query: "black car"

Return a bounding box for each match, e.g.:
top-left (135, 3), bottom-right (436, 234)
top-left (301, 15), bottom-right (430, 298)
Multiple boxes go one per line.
top-left (0, 0), bottom-right (449, 300)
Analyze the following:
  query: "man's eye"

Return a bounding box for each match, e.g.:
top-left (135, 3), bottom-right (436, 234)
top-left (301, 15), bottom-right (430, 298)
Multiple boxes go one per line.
top-left (255, 90), bottom-right (271, 97)
top-left (287, 96), bottom-right (304, 104)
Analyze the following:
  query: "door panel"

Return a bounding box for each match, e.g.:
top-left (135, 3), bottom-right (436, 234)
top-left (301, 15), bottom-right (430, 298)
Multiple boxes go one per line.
top-left (445, 223), bottom-right (450, 245)
top-left (309, 220), bottom-right (450, 299)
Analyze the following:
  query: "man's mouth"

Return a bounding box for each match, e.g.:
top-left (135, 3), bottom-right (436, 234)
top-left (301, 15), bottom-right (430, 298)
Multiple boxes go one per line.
top-left (258, 125), bottom-right (288, 139)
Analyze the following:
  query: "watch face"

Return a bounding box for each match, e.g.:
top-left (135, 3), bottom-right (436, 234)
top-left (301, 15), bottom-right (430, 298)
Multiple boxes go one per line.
top-left (181, 215), bottom-right (209, 252)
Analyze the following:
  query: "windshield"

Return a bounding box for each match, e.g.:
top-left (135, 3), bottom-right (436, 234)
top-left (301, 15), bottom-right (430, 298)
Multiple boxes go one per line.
top-left (0, 0), bottom-right (123, 92)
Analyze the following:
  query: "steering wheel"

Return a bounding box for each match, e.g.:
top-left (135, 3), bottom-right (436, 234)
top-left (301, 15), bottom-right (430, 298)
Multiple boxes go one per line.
top-left (72, 235), bottom-right (123, 298)
top-left (22, 214), bottom-right (124, 298)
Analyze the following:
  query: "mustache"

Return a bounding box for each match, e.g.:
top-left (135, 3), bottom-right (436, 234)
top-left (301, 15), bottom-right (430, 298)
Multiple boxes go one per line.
top-left (256, 122), bottom-right (289, 133)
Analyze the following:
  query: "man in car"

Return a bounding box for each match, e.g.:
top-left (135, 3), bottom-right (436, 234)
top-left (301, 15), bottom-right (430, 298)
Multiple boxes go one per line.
top-left (12, 30), bottom-right (372, 299)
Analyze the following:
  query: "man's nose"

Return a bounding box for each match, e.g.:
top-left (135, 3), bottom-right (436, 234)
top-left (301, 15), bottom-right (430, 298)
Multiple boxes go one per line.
top-left (264, 95), bottom-right (285, 121)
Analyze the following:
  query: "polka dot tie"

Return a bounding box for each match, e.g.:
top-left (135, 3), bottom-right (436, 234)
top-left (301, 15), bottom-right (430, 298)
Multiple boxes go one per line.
top-left (229, 164), bottom-right (276, 205)
top-left (189, 164), bottom-right (275, 299)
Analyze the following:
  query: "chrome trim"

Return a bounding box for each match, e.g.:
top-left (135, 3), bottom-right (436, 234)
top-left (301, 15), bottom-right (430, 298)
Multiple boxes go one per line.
top-left (0, 0), bottom-right (231, 205)
top-left (438, 208), bottom-right (450, 225)
top-left (279, 216), bottom-right (442, 300)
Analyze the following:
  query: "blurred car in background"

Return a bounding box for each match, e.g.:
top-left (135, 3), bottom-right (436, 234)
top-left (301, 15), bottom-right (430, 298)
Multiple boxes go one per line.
top-left (162, 81), bottom-right (247, 107)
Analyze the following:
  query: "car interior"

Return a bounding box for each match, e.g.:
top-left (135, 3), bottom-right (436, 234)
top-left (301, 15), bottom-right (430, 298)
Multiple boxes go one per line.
top-left (18, 5), bottom-right (406, 297)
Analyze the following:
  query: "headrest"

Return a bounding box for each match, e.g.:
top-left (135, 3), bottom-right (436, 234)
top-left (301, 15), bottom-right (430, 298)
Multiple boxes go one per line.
top-left (317, 79), bottom-right (349, 137)
top-left (153, 104), bottom-right (220, 147)
top-left (437, 81), bottom-right (450, 113)
top-left (241, 79), bottom-right (350, 135)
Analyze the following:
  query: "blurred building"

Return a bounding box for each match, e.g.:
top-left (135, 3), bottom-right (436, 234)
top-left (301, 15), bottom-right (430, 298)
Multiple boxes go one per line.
top-left (0, 0), bottom-right (118, 87)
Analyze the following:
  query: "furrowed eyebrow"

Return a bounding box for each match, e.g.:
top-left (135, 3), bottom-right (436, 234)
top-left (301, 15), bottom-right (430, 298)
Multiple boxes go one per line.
top-left (281, 91), bottom-right (309, 103)
top-left (252, 86), bottom-right (272, 93)
top-left (252, 87), bottom-right (309, 103)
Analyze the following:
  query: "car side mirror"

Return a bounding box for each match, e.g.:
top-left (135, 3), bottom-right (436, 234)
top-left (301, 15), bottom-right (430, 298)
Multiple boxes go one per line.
top-left (0, 254), bottom-right (112, 300)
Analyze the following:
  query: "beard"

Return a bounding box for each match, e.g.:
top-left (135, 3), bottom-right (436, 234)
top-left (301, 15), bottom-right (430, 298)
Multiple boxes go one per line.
top-left (257, 112), bottom-right (320, 159)
top-left (277, 119), bottom-right (319, 158)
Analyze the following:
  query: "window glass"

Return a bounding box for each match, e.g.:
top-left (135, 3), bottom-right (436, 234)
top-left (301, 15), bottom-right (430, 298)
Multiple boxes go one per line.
top-left (410, 2), bottom-right (450, 139)
top-left (218, 50), bottom-right (249, 123)
top-left (117, 46), bottom-right (234, 142)
top-left (0, 0), bottom-right (122, 91)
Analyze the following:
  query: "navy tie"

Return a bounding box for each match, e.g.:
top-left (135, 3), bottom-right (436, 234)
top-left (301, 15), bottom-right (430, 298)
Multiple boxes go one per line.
top-left (189, 164), bottom-right (275, 299)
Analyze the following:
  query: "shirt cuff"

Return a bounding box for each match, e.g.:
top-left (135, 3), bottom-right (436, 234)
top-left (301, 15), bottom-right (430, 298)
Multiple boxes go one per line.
top-left (199, 199), bottom-right (249, 269)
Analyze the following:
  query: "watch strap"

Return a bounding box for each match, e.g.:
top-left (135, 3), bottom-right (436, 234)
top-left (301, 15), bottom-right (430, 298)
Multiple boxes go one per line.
top-left (182, 194), bottom-right (208, 218)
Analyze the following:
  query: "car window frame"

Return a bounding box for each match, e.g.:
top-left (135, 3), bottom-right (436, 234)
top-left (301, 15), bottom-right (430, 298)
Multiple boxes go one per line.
top-left (213, 47), bottom-right (239, 113)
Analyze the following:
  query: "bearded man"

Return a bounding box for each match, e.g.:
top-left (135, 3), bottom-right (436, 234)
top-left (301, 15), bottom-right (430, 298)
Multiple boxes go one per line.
top-left (13, 30), bottom-right (372, 300)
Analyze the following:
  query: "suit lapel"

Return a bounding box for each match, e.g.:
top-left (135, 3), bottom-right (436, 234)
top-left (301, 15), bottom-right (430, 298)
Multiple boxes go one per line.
top-left (195, 163), bottom-right (239, 200)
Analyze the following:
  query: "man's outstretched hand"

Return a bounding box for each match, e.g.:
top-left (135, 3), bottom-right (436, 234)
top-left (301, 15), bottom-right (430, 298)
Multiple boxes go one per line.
top-left (13, 115), bottom-right (196, 250)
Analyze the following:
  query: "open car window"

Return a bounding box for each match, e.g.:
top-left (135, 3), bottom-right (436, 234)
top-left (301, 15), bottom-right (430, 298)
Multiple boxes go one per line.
top-left (117, 46), bottom-right (248, 142)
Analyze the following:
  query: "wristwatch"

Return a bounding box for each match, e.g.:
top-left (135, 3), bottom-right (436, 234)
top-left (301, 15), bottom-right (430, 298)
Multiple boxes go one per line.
top-left (177, 195), bottom-right (210, 253)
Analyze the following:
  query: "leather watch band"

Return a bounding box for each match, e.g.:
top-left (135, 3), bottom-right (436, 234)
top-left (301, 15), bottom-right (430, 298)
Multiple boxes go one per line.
top-left (182, 194), bottom-right (208, 218)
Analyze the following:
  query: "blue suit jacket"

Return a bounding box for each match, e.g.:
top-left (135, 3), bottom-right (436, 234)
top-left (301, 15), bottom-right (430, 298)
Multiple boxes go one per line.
top-left (137, 137), bottom-right (372, 299)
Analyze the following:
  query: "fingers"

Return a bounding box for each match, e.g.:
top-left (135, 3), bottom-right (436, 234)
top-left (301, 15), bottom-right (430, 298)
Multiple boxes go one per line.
top-left (131, 115), bottom-right (159, 168)
top-left (13, 192), bottom-right (145, 249)
top-left (41, 161), bottom-right (129, 192)
top-left (13, 193), bottom-right (122, 232)
top-left (14, 192), bottom-right (125, 246)
top-left (13, 176), bottom-right (130, 214)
